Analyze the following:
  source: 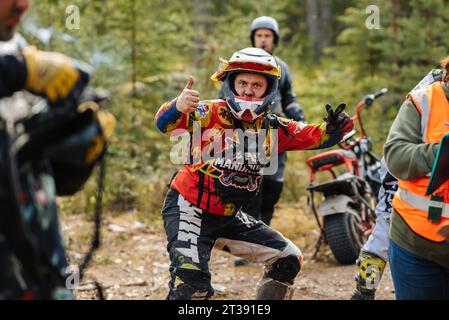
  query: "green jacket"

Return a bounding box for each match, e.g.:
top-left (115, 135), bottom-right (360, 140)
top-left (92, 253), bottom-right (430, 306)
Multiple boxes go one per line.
top-left (384, 81), bottom-right (449, 268)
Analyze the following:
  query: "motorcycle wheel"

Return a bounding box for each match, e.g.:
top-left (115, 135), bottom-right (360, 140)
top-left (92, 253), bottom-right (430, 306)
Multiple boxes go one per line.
top-left (324, 211), bottom-right (367, 265)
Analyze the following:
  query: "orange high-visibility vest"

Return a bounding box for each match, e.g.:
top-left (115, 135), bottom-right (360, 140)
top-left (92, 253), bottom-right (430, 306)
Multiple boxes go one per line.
top-left (393, 81), bottom-right (449, 242)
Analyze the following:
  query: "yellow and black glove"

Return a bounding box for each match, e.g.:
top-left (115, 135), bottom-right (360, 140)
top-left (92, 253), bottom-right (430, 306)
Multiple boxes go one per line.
top-left (22, 46), bottom-right (90, 106)
top-left (351, 250), bottom-right (386, 300)
top-left (78, 101), bottom-right (116, 165)
top-left (45, 100), bottom-right (116, 196)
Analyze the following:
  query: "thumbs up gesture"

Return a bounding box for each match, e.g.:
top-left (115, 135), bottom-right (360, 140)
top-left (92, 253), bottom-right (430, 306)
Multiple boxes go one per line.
top-left (176, 76), bottom-right (200, 113)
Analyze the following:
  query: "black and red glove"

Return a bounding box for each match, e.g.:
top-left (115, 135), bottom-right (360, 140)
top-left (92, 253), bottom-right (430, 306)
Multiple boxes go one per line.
top-left (324, 103), bottom-right (354, 134)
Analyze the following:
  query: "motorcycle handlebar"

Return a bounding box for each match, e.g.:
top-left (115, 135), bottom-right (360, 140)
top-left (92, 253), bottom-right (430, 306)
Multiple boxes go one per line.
top-left (373, 88), bottom-right (388, 98)
top-left (365, 88), bottom-right (388, 106)
top-left (355, 88), bottom-right (388, 138)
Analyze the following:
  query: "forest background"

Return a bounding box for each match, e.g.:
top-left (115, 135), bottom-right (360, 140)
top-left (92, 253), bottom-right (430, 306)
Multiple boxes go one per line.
top-left (25, 0), bottom-right (449, 224)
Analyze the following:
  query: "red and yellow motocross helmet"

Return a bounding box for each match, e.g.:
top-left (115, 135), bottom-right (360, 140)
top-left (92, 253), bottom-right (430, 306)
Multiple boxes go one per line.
top-left (211, 47), bottom-right (281, 122)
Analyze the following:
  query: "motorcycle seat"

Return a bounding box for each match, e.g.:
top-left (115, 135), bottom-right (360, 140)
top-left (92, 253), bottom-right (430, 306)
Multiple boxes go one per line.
top-left (307, 149), bottom-right (356, 170)
top-left (306, 175), bottom-right (358, 194)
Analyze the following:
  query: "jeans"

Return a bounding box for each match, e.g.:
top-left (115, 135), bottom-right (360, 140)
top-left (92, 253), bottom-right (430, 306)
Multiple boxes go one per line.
top-left (389, 239), bottom-right (449, 300)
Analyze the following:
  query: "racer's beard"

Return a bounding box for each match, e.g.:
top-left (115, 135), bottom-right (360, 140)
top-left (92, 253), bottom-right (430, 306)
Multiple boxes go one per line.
top-left (0, 27), bottom-right (15, 41)
top-left (0, 6), bottom-right (27, 41)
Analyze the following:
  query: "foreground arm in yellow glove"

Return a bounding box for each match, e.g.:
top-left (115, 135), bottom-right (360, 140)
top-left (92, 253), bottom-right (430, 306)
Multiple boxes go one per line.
top-left (351, 250), bottom-right (387, 300)
top-left (22, 46), bottom-right (91, 107)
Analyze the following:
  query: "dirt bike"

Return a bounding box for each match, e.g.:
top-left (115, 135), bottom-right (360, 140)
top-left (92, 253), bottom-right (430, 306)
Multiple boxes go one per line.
top-left (305, 88), bottom-right (388, 265)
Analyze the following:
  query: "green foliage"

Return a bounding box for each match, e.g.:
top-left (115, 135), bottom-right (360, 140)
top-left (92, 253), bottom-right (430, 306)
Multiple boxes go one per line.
top-left (24, 0), bottom-right (449, 215)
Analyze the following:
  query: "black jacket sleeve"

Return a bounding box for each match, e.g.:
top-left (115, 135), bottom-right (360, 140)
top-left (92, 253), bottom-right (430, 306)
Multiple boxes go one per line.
top-left (0, 53), bottom-right (27, 98)
top-left (277, 58), bottom-right (305, 122)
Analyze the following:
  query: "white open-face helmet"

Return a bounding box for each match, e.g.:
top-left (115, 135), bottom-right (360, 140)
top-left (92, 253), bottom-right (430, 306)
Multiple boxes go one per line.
top-left (211, 47), bottom-right (281, 122)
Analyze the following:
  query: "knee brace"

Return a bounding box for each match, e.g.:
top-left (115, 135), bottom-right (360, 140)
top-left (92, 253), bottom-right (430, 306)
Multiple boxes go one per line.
top-left (266, 254), bottom-right (302, 283)
top-left (256, 255), bottom-right (302, 300)
top-left (256, 277), bottom-right (294, 300)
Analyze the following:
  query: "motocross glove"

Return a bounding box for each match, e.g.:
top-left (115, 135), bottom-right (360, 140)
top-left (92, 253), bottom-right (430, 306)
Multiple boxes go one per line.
top-left (77, 101), bottom-right (116, 164)
top-left (324, 103), bottom-right (353, 134)
top-left (22, 46), bottom-right (90, 107)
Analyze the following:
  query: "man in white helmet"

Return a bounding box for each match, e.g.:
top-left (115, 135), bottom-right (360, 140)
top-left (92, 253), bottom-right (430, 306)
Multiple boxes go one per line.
top-left (154, 47), bottom-right (353, 300)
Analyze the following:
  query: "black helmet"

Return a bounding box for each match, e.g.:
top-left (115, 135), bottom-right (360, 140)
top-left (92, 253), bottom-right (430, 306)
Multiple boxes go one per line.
top-left (250, 16), bottom-right (280, 47)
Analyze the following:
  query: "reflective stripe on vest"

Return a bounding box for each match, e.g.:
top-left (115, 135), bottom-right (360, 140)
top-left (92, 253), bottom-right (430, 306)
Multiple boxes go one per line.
top-left (397, 188), bottom-right (449, 218)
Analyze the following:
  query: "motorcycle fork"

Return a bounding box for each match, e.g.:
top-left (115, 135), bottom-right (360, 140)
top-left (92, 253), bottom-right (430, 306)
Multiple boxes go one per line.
top-left (307, 190), bottom-right (326, 257)
top-left (350, 180), bottom-right (376, 231)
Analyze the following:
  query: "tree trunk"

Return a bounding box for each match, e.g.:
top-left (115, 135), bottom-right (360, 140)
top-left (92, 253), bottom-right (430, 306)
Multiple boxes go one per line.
top-left (391, 0), bottom-right (399, 78)
top-left (319, 0), bottom-right (332, 49)
top-left (193, 0), bottom-right (211, 51)
top-left (131, 0), bottom-right (137, 123)
top-left (307, 0), bottom-right (321, 63)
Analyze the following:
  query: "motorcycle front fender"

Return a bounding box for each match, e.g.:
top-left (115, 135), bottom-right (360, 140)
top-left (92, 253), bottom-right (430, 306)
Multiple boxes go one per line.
top-left (318, 194), bottom-right (356, 217)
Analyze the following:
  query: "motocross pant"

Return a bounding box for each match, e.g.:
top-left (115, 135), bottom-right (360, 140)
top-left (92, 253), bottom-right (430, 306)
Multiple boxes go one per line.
top-left (162, 188), bottom-right (302, 300)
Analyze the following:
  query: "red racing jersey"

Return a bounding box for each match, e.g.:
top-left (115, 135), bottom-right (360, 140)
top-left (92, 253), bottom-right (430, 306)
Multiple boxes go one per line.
top-left (155, 98), bottom-right (345, 216)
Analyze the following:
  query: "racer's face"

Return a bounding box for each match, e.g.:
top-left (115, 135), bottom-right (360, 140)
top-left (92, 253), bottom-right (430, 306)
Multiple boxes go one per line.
top-left (0, 0), bottom-right (31, 41)
top-left (254, 28), bottom-right (275, 53)
top-left (234, 73), bottom-right (268, 98)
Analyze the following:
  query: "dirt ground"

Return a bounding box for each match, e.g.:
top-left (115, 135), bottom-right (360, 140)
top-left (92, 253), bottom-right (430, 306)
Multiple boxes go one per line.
top-left (62, 205), bottom-right (395, 300)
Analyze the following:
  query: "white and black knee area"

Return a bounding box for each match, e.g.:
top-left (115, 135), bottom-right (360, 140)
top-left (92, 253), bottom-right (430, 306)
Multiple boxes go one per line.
top-left (267, 254), bottom-right (302, 283)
